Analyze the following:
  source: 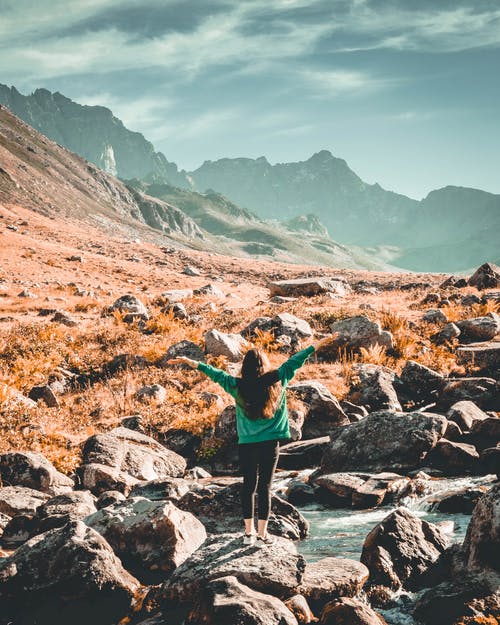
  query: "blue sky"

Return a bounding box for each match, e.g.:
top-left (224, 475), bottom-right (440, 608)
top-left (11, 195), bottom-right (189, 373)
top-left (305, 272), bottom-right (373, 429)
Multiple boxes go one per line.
top-left (1, 0), bottom-right (499, 199)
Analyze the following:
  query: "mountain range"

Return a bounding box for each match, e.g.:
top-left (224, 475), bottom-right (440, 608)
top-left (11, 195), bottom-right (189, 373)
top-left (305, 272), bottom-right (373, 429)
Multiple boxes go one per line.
top-left (1, 84), bottom-right (498, 272)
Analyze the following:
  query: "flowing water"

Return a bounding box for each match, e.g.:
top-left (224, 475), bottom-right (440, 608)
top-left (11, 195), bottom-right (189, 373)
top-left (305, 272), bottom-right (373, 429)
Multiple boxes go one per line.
top-left (274, 473), bottom-right (496, 625)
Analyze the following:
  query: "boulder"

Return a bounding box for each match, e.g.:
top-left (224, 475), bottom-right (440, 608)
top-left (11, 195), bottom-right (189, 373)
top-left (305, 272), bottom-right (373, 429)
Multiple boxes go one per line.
top-left (162, 533), bottom-right (306, 601)
top-left (436, 377), bottom-right (499, 411)
top-left (447, 400), bottom-right (489, 431)
top-left (177, 481), bottom-right (309, 540)
top-left (360, 508), bottom-right (449, 591)
top-left (480, 447), bottom-right (500, 478)
top-left (299, 558), bottom-right (369, 612)
top-left (285, 480), bottom-right (316, 506)
top-left (462, 483), bottom-right (500, 573)
top-left (284, 594), bottom-right (316, 624)
top-left (290, 381), bottom-right (349, 439)
top-left (271, 313), bottom-right (313, 340)
top-left (351, 473), bottom-right (411, 509)
top-left (422, 309), bottom-right (448, 324)
top-left (311, 473), bottom-right (366, 507)
top-left (0, 520), bottom-right (140, 625)
top-left (321, 597), bottom-right (388, 625)
top-left (78, 426), bottom-right (187, 495)
top-left (468, 262), bottom-right (500, 289)
top-left (349, 364), bottom-right (402, 412)
top-left (471, 417), bottom-right (500, 443)
top-left (279, 437), bottom-right (331, 470)
top-left (85, 497), bottom-right (206, 583)
top-left (96, 490), bottom-right (126, 509)
top-left (431, 322), bottom-right (461, 345)
top-left (160, 428), bottom-right (202, 461)
top-left (397, 361), bottom-right (444, 404)
top-left (204, 329), bottom-right (250, 361)
top-left (0, 451), bottom-right (73, 495)
top-left (269, 278), bottom-right (350, 298)
top-left (328, 316), bottom-right (393, 354)
top-left (457, 341), bottom-right (500, 373)
top-left (186, 575), bottom-right (299, 625)
top-left (457, 314), bottom-right (500, 343)
top-left (157, 340), bottom-right (205, 366)
top-left (0, 486), bottom-right (49, 517)
top-left (35, 490), bottom-right (97, 533)
top-left (426, 439), bottom-right (480, 474)
top-left (108, 293), bottom-right (149, 321)
top-left (429, 487), bottom-right (491, 514)
top-left (321, 411), bottom-right (448, 473)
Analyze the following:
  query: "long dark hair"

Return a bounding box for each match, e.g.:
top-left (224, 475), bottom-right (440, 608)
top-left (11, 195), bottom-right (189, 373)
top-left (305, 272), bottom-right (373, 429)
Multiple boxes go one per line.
top-left (236, 348), bottom-right (281, 420)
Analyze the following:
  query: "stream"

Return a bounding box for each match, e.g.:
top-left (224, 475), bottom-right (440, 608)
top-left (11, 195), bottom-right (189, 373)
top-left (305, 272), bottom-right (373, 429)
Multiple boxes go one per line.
top-left (274, 473), bottom-right (496, 625)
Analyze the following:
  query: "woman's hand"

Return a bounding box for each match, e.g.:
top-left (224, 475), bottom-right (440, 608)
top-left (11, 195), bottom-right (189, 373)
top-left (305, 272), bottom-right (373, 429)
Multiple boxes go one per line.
top-left (166, 356), bottom-right (199, 369)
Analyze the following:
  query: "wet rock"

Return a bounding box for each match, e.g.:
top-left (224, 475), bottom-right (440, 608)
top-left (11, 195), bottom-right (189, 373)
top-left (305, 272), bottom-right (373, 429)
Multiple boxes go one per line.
top-left (349, 364), bottom-right (402, 412)
top-left (351, 473), bottom-right (411, 509)
top-left (321, 597), bottom-right (388, 625)
top-left (78, 426), bottom-right (187, 495)
top-left (311, 473), bottom-right (366, 507)
top-left (285, 480), bottom-right (316, 506)
top-left (135, 383), bottom-right (167, 404)
top-left (430, 487), bottom-right (491, 514)
top-left (186, 575), bottom-right (299, 625)
top-left (468, 262), bottom-right (500, 289)
top-left (462, 483), bottom-right (500, 573)
top-left (28, 384), bottom-right (60, 408)
top-left (204, 329), bottom-right (249, 361)
top-left (177, 481), bottom-right (309, 540)
top-left (436, 377), bottom-right (499, 411)
top-left (290, 381), bottom-right (349, 439)
top-left (299, 558), bottom-right (369, 612)
top-left (360, 508), bottom-right (449, 591)
top-left (0, 520), bottom-right (140, 625)
top-left (161, 533), bottom-right (306, 601)
top-left (158, 340), bottom-right (205, 366)
top-left (0, 486), bottom-right (49, 517)
top-left (108, 293), bottom-right (149, 321)
top-left (269, 278), bottom-right (351, 298)
top-left (457, 315), bottom-right (500, 343)
top-left (321, 411), bottom-right (448, 473)
top-left (328, 316), bottom-right (393, 354)
top-left (427, 439), bottom-right (480, 474)
top-left (129, 477), bottom-right (190, 501)
top-left (278, 437), bottom-right (330, 470)
top-left (0, 451), bottom-right (73, 495)
top-left (447, 400), bottom-right (489, 431)
top-left (85, 497), bottom-right (206, 583)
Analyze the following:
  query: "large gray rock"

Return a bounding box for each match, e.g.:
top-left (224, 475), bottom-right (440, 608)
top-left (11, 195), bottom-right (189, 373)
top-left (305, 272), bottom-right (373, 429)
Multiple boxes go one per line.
top-left (299, 557), bottom-right (369, 611)
top-left (447, 400), bottom-right (490, 431)
top-left (329, 316), bottom-right (393, 354)
top-left (204, 329), bottom-right (250, 361)
top-left (271, 313), bottom-right (313, 339)
top-left (349, 364), bottom-right (402, 412)
top-left (427, 439), bottom-right (480, 474)
top-left (436, 377), bottom-right (499, 411)
top-left (360, 508), bottom-right (449, 590)
top-left (269, 277), bottom-right (351, 298)
top-left (186, 576), bottom-right (299, 625)
top-left (0, 520), bottom-right (140, 625)
top-left (157, 340), bottom-right (205, 367)
top-left (456, 315), bottom-right (500, 342)
top-left (108, 293), bottom-right (149, 321)
top-left (129, 477), bottom-right (191, 501)
top-left (397, 360), bottom-right (444, 403)
top-left (468, 262), bottom-right (500, 289)
top-left (457, 341), bottom-right (500, 373)
top-left (85, 497), bottom-right (207, 583)
top-left (161, 533), bottom-right (306, 601)
top-left (289, 380), bottom-right (349, 439)
top-left (0, 486), bottom-right (49, 517)
top-left (321, 411), bottom-right (448, 473)
top-left (351, 473), bottom-right (411, 509)
top-left (78, 426), bottom-right (187, 495)
top-left (278, 436), bottom-right (330, 470)
top-left (35, 490), bottom-right (97, 533)
top-left (177, 481), bottom-right (309, 540)
top-left (462, 483), bottom-right (500, 573)
top-left (0, 451), bottom-right (74, 495)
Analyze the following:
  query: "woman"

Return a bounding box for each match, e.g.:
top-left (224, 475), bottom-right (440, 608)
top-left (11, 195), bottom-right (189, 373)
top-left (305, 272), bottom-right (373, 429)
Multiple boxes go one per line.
top-left (169, 340), bottom-right (320, 547)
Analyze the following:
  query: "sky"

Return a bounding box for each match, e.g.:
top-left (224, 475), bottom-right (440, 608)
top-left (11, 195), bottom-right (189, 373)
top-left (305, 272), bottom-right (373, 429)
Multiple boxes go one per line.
top-left (1, 0), bottom-right (499, 199)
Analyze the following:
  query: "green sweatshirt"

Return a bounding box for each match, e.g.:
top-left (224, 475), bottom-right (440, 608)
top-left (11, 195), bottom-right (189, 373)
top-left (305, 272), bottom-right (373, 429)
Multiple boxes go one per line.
top-left (197, 345), bottom-right (315, 444)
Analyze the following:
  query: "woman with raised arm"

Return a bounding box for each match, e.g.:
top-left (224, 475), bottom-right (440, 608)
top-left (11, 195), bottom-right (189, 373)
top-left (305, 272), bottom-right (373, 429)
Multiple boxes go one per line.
top-left (168, 339), bottom-right (326, 547)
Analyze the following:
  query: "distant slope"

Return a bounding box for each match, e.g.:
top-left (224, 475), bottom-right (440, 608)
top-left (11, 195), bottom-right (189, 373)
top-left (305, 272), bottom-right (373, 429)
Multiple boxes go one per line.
top-left (0, 84), bottom-right (189, 186)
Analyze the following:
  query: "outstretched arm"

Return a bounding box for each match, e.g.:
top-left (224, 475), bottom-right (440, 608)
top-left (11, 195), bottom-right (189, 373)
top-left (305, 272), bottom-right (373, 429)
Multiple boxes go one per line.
top-left (167, 356), bottom-right (237, 395)
top-left (278, 345), bottom-right (315, 384)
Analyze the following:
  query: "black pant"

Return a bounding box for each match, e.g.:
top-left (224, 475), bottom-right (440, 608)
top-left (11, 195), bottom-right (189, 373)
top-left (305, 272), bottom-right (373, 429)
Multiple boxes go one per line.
top-left (239, 440), bottom-right (280, 521)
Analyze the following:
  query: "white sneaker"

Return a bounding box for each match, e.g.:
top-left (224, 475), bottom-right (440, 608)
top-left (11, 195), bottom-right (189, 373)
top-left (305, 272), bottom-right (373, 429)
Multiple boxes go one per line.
top-left (256, 534), bottom-right (275, 547)
top-left (243, 533), bottom-right (256, 546)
